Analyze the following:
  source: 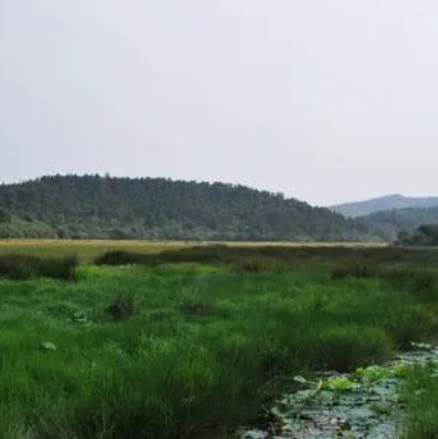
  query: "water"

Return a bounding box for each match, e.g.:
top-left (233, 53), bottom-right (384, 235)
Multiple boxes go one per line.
top-left (239, 346), bottom-right (438, 439)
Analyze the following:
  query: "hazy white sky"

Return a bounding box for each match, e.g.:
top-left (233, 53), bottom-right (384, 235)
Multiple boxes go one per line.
top-left (1, 1), bottom-right (438, 205)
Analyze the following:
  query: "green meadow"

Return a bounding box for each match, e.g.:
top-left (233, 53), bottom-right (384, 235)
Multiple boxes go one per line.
top-left (0, 242), bottom-right (438, 438)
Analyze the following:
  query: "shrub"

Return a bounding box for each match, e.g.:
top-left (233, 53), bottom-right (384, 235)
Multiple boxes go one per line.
top-left (106, 294), bottom-right (136, 321)
top-left (236, 257), bottom-right (286, 273)
top-left (330, 261), bottom-right (378, 280)
top-left (0, 254), bottom-right (78, 280)
top-left (94, 251), bottom-right (152, 266)
top-left (159, 247), bottom-right (225, 264)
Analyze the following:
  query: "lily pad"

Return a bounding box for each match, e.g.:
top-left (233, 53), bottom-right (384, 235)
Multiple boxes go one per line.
top-left (326, 376), bottom-right (360, 391)
top-left (40, 341), bottom-right (57, 351)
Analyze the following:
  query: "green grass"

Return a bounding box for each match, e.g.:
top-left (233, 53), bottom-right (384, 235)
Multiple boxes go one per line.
top-left (0, 244), bottom-right (438, 438)
top-left (401, 364), bottom-right (438, 439)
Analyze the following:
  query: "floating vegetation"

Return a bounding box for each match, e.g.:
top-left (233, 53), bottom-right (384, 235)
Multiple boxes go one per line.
top-left (240, 344), bottom-right (438, 439)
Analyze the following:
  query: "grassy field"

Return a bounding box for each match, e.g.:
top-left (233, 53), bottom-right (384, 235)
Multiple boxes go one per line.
top-left (0, 239), bottom-right (192, 260)
top-left (0, 239), bottom-right (386, 260)
top-left (0, 241), bottom-right (437, 438)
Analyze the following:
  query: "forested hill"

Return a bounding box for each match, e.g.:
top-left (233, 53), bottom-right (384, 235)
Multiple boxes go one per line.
top-left (357, 207), bottom-right (438, 241)
top-left (0, 175), bottom-right (378, 241)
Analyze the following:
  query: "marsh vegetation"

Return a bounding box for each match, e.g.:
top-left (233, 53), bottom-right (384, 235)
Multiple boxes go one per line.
top-left (0, 242), bottom-right (437, 438)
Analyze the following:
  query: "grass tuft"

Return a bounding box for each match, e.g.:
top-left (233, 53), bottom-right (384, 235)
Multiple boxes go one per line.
top-left (106, 294), bottom-right (136, 321)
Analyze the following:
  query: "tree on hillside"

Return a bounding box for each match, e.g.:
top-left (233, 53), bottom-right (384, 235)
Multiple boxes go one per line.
top-left (0, 207), bottom-right (11, 223)
top-left (396, 224), bottom-right (438, 246)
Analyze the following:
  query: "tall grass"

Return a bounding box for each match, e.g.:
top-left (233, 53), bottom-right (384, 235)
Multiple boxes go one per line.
top-left (0, 245), bottom-right (438, 438)
top-left (401, 365), bottom-right (438, 439)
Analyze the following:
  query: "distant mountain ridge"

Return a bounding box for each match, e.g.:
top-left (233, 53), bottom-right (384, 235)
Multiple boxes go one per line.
top-left (0, 175), bottom-right (378, 241)
top-left (331, 194), bottom-right (438, 218)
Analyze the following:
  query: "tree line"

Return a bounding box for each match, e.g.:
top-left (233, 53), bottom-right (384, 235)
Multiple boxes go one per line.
top-left (396, 224), bottom-right (438, 247)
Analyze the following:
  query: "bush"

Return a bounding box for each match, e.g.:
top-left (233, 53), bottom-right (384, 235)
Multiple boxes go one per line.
top-left (94, 247), bottom-right (225, 267)
top-left (106, 294), bottom-right (136, 321)
top-left (95, 251), bottom-right (152, 266)
top-left (236, 257), bottom-right (286, 273)
top-left (0, 254), bottom-right (78, 280)
top-left (330, 261), bottom-right (378, 280)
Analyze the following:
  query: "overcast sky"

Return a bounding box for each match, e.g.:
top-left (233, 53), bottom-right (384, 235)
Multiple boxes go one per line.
top-left (1, 1), bottom-right (438, 205)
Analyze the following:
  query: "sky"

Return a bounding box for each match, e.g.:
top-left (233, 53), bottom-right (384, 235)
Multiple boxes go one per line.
top-left (1, 1), bottom-right (438, 206)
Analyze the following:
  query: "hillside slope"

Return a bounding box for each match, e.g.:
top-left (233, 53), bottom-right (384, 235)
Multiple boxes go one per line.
top-left (0, 175), bottom-right (378, 241)
top-left (331, 194), bottom-right (438, 218)
top-left (357, 207), bottom-right (438, 240)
